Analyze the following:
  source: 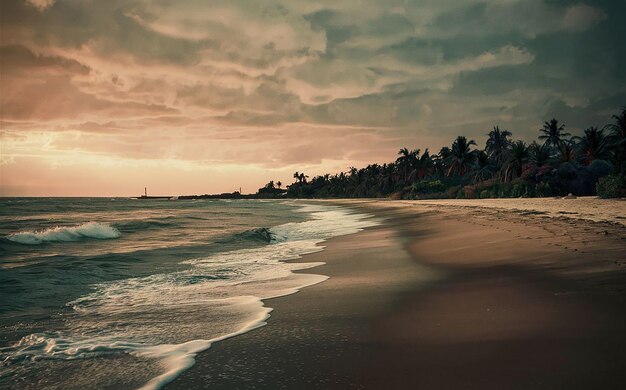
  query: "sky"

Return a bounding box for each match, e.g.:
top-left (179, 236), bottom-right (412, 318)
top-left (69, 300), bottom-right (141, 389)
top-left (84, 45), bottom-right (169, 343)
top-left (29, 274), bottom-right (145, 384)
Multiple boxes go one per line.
top-left (1, 0), bottom-right (625, 196)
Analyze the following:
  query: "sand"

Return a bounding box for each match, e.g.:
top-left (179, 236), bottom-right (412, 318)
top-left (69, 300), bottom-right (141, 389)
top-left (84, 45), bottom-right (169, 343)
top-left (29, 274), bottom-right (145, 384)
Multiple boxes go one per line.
top-left (168, 199), bottom-right (626, 389)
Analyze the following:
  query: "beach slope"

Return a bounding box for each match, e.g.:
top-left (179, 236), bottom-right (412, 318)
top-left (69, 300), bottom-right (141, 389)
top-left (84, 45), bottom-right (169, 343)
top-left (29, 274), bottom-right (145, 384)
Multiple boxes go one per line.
top-left (169, 199), bottom-right (626, 389)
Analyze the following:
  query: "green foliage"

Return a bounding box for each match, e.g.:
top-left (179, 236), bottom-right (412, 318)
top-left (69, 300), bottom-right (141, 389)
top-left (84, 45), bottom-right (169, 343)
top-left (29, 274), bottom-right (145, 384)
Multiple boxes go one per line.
top-left (257, 185), bottom-right (286, 198)
top-left (510, 182), bottom-right (524, 198)
top-left (411, 179), bottom-right (446, 194)
top-left (535, 182), bottom-right (553, 197)
top-left (464, 186), bottom-right (476, 199)
top-left (446, 185), bottom-right (462, 199)
top-left (267, 108), bottom-right (626, 200)
top-left (596, 174), bottom-right (626, 198)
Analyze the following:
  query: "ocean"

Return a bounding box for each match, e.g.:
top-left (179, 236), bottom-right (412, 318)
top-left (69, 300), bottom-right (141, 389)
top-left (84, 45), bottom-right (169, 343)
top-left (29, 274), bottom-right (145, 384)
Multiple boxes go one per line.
top-left (0, 198), bottom-right (376, 389)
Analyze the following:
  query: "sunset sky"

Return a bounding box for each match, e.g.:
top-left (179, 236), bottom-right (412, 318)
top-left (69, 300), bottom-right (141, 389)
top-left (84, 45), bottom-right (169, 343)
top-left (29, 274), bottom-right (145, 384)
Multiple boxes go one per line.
top-left (1, 0), bottom-right (625, 196)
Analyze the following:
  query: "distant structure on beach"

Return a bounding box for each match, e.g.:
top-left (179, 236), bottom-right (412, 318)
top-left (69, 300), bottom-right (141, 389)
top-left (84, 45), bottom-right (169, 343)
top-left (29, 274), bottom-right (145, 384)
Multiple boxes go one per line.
top-left (134, 187), bottom-right (173, 200)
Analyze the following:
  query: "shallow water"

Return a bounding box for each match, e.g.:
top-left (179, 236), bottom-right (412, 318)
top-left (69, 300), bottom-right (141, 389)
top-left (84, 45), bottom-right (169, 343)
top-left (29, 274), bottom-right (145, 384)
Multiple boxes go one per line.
top-left (0, 198), bottom-right (376, 389)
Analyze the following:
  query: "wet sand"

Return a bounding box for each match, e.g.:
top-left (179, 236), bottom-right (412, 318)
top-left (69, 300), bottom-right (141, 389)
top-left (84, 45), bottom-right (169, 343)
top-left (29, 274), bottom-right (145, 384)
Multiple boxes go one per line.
top-left (168, 200), bottom-right (626, 389)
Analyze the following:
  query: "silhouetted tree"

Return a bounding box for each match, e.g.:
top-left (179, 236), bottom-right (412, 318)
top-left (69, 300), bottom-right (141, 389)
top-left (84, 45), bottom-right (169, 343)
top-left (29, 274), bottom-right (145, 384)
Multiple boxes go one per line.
top-left (607, 107), bottom-right (626, 139)
top-left (539, 119), bottom-right (570, 149)
top-left (606, 107), bottom-right (626, 172)
top-left (446, 136), bottom-right (477, 176)
top-left (395, 148), bottom-right (420, 185)
top-left (575, 127), bottom-right (611, 164)
top-left (278, 109), bottom-right (623, 199)
top-left (529, 141), bottom-right (552, 166)
top-left (558, 140), bottom-right (577, 163)
top-left (504, 140), bottom-right (529, 182)
top-left (473, 150), bottom-right (496, 181)
top-left (417, 149), bottom-right (435, 179)
top-left (485, 126), bottom-right (513, 165)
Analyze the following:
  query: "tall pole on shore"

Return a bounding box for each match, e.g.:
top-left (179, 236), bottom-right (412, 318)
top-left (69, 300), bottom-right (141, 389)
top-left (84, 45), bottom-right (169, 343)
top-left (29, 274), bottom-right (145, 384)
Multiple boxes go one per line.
top-left (145, 187), bottom-right (147, 197)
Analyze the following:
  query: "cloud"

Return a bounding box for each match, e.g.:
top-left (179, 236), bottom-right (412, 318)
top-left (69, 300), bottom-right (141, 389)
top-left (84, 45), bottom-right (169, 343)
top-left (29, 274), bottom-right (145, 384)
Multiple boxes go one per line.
top-left (433, 0), bottom-right (607, 39)
top-left (562, 4), bottom-right (607, 31)
top-left (1, 0), bottom-right (625, 195)
top-left (24, 0), bottom-right (55, 11)
top-left (0, 44), bottom-right (90, 76)
top-left (0, 45), bottom-right (176, 121)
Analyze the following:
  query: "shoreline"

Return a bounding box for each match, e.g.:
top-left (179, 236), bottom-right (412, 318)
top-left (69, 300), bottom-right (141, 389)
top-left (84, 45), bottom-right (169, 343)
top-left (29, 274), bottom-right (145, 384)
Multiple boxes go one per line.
top-left (168, 209), bottom-right (427, 389)
top-left (168, 199), bottom-right (626, 389)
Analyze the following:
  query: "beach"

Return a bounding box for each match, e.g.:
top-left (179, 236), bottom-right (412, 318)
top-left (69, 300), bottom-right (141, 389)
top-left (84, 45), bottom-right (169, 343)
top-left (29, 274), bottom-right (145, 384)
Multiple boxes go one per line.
top-left (0, 200), bottom-right (377, 389)
top-left (170, 198), bottom-right (626, 389)
top-left (5, 1), bottom-right (626, 388)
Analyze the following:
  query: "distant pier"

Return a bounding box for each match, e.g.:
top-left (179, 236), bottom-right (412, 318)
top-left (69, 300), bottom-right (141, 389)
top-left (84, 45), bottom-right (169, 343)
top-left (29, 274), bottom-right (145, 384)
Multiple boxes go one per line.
top-left (133, 187), bottom-right (174, 200)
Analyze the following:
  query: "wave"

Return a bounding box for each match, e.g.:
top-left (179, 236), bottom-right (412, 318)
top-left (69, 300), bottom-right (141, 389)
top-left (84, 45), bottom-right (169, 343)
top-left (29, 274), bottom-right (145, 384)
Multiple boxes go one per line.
top-left (6, 222), bottom-right (121, 245)
top-left (115, 219), bottom-right (177, 232)
top-left (135, 300), bottom-right (272, 390)
top-left (219, 227), bottom-right (276, 244)
top-left (0, 204), bottom-right (377, 389)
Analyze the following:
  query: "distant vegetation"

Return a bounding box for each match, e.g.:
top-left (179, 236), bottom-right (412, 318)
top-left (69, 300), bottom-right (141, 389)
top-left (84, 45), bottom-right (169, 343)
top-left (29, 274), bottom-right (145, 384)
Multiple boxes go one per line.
top-left (258, 108), bottom-right (626, 199)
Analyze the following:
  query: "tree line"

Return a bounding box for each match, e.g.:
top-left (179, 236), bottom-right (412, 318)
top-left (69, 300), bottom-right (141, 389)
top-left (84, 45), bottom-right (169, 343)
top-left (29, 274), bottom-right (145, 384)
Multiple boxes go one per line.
top-left (258, 108), bottom-right (626, 199)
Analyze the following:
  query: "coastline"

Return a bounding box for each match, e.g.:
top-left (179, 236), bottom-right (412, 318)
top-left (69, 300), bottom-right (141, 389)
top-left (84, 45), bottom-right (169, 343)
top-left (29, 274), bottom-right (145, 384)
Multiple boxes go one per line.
top-left (168, 199), bottom-right (626, 389)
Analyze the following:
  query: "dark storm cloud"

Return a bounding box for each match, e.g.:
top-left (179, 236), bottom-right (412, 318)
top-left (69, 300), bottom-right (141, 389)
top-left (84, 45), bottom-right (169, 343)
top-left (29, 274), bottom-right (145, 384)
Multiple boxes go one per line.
top-left (1, 0), bottom-right (624, 167)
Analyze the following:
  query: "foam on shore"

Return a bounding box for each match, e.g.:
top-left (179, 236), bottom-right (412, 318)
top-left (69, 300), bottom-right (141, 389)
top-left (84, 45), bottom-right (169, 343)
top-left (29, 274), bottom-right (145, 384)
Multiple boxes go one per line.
top-left (1, 203), bottom-right (376, 389)
top-left (7, 222), bottom-right (121, 245)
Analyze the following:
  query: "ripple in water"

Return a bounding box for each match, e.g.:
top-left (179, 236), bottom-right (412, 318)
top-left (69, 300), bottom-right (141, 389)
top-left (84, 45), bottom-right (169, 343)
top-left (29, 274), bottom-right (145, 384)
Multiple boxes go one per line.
top-left (0, 203), bottom-right (377, 389)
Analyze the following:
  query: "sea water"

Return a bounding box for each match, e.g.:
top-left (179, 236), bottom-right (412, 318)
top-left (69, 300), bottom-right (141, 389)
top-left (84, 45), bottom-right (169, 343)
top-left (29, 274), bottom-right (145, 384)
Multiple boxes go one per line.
top-left (0, 198), bottom-right (376, 389)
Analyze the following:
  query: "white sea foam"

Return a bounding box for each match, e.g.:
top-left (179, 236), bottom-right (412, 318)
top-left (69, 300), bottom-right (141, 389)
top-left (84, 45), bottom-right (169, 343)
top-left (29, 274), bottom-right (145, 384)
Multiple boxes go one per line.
top-left (135, 297), bottom-right (272, 390)
top-left (1, 203), bottom-right (377, 389)
top-left (7, 222), bottom-right (121, 245)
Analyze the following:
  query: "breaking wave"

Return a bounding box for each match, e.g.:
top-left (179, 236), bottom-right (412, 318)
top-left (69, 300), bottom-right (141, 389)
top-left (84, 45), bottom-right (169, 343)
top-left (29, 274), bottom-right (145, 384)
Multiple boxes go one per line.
top-left (0, 203), bottom-right (377, 389)
top-left (7, 222), bottom-right (121, 245)
top-left (218, 227), bottom-right (276, 244)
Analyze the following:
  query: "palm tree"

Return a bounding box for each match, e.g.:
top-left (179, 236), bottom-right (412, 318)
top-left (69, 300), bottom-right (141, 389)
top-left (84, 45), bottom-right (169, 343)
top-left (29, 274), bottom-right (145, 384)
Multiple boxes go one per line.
top-left (396, 148), bottom-right (411, 159)
top-left (606, 107), bottom-right (626, 139)
top-left (417, 149), bottom-right (435, 179)
top-left (395, 148), bottom-right (420, 184)
top-left (504, 140), bottom-right (529, 182)
top-left (446, 136), bottom-right (477, 176)
top-left (539, 118), bottom-right (570, 149)
top-left (292, 172), bottom-right (308, 183)
top-left (434, 146), bottom-right (451, 175)
top-left (276, 181), bottom-right (282, 189)
top-left (528, 141), bottom-right (552, 166)
top-left (558, 140), bottom-right (577, 163)
top-left (438, 146), bottom-right (451, 160)
top-left (574, 127), bottom-right (611, 164)
top-left (485, 126), bottom-right (513, 165)
top-left (605, 107), bottom-right (626, 172)
top-left (472, 150), bottom-right (495, 182)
